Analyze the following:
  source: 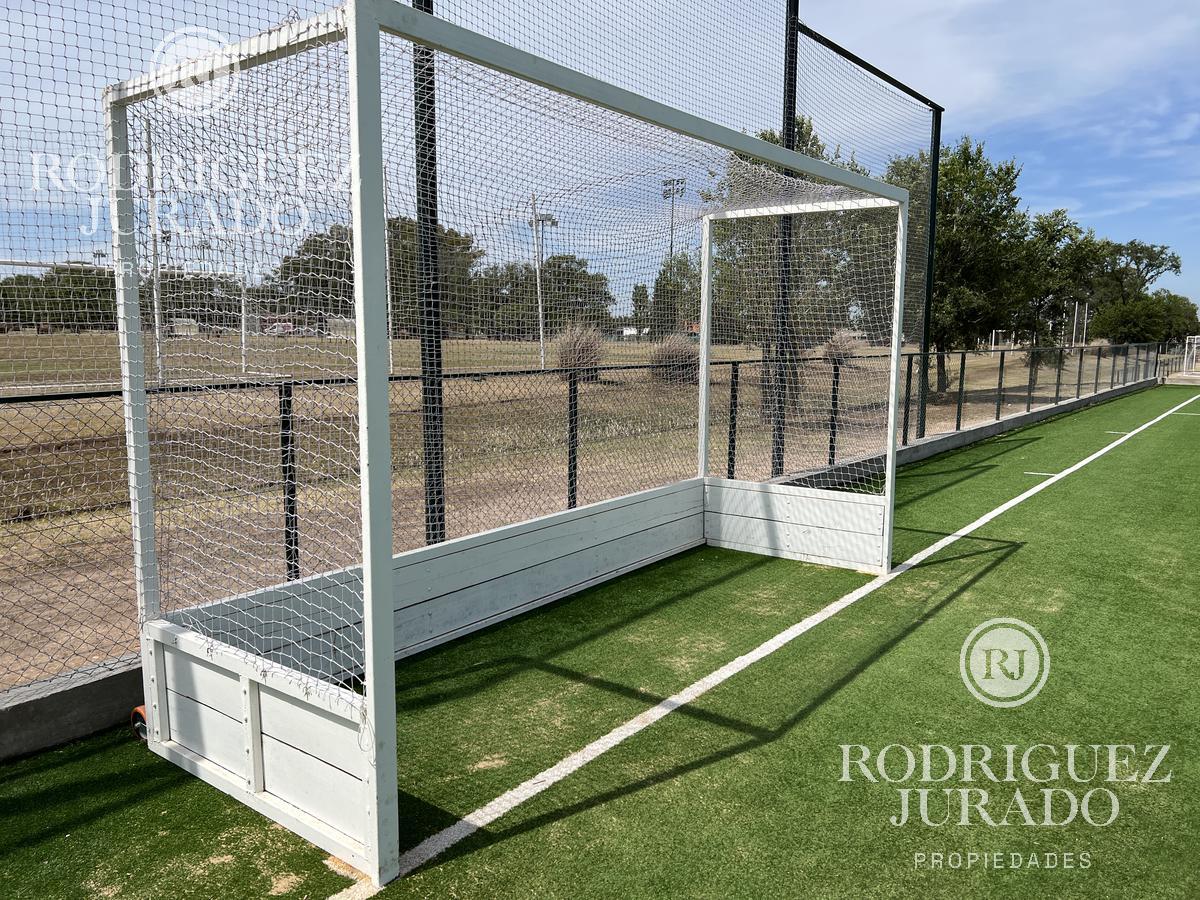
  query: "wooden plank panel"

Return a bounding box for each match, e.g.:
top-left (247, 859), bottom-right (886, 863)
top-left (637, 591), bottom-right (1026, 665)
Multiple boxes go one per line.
top-left (704, 511), bottom-right (883, 569)
top-left (261, 734), bottom-right (363, 842)
top-left (395, 514), bottom-right (704, 651)
top-left (705, 483), bottom-right (883, 535)
top-left (258, 686), bottom-right (364, 779)
top-left (166, 690), bottom-right (245, 778)
top-left (705, 477), bottom-right (887, 506)
top-left (705, 536), bottom-right (880, 572)
top-left (162, 645), bottom-right (241, 718)
top-left (392, 484), bottom-right (704, 608)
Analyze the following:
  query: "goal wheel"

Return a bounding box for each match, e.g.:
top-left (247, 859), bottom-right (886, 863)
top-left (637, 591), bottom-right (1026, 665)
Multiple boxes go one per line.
top-left (131, 705), bottom-right (148, 742)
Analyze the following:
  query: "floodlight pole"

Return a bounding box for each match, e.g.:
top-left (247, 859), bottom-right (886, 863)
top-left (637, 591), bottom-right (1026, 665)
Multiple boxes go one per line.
top-left (145, 124), bottom-right (166, 384)
top-left (414, 0), bottom-right (446, 544)
top-left (529, 195), bottom-right (558, 369)
top-left (663, 177), bottom-right (685, 258)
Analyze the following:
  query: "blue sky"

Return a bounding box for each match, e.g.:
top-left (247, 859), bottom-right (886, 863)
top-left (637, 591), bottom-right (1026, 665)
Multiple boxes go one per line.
top-left (802, 0), bottom-right (1200, 303)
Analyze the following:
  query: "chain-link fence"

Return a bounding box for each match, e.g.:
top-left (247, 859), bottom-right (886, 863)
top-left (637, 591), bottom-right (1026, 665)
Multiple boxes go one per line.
top-left (2, 337), bottom-right (1166, 694)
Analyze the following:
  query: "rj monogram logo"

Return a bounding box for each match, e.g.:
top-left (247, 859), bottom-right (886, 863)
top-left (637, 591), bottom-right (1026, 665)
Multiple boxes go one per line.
top-left (960, 619), bottom-right (1049, 708)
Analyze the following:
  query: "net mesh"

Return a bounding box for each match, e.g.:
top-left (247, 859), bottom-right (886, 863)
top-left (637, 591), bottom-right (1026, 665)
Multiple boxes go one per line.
top-left (110, 21), bottom-right (898, 684)
top-left (705, 204), bottom-right (899, 491)
top-left (1, 0), bottom-right (935, 697)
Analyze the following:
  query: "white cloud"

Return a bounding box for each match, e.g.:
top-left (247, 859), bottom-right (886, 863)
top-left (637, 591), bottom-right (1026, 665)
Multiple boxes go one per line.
top-left (800, 0), bottom-right (1200, 130)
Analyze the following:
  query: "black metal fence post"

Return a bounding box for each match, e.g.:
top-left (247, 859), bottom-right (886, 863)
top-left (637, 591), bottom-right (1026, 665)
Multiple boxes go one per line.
top-left (955, 351), bottom-right (966, 431)
top-left (1110, 350), bottom-right (1118, 388)
top-left (277, 381), bottom-right (300, 582)
top-left (414, 0), bottom-right (446, 544)
top-left (1025, 351), bottom-right (1036, 412)
top-left (1075, 348), bottom-right (1084, 399)
top-left (917, 106), bottom-right (942, 441)
top-left (726, 362), bottom-right (740, 479)
top-left (1093, 347), bottom-right (1102, 395)
top-left (827, 359), bottom-right (840, 466)
top-left (901, 354), bottom-right (913, 445)
top-left (566, 370), bottom-right (579, 509)
top-left (994, 349), bottom-right (1005, 420)
top-left (1054, 349), bottom-right (1064, 402)
top-left (771, 0), bottom-right (800, 479)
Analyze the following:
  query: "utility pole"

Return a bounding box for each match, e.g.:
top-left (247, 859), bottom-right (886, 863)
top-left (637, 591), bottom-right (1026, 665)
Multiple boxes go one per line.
top-left (145, 123), bottom-right (165, 384)
top-left (662, 177), bottom-right (685, 258)
top-left (529, 194), bottom-right (558, 369)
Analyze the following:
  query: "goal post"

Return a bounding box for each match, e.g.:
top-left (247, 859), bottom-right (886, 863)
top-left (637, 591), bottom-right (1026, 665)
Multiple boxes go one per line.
top-left (1185, 335), bottom-right (1200, 373)
top-left (696, 197), bottom-right (907, 574)
top-left (106, 0), bottom-right (909, 884)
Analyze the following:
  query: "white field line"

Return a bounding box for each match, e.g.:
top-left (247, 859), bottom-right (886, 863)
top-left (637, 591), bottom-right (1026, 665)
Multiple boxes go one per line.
top-left (392, 392), bottom-right (1200, 879)
top-left (1023, 472), bottom-right (1057, 477)
top-left (1172, 412), bottom-right (1200, 416)
top-left (1105, 430), bottom-right (1129, 435)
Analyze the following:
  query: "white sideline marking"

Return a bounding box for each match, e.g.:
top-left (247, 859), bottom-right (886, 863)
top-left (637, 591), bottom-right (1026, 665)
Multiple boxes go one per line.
top-left (324, 857), bottom-right (379, 900)
top-left (394, 393), bottom-right (1200, 878)
top-left (1172, 412), bottom-right (1200, 416)
top-left (1105, 430), bottom-right (1129, 435)
top-left (1023, 472), bottom-right (1056, 477)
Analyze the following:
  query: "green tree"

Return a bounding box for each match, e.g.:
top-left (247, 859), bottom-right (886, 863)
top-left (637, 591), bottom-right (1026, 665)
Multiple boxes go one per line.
top-left (650, 253), bottom-right (699, 338)
top-left (1092, 240), bottom-right (1182, 305)
top-left (927, 137), bottom-right (1028, 390)
top-left (1091, 289), bottom-right (1199, 345)
top-left (538, 254), bottom-right (615, 332)
top-left (630, 283), bottom-right (650, 338)
top-left (1090, 295), bottom-right (1169, 344)
top-left (273, 217), bottom-right (484, 335)
top-left (1157, 289), bottom-right (1200, 342)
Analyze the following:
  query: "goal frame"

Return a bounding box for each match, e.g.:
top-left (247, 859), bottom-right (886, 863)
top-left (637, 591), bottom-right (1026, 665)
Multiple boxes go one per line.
top-left (106, 0), bottom-right (909, 884)
top-left (696, 198), bottom-right (907, 573)
top-left (1185, 335), bottom-right (1200, 373)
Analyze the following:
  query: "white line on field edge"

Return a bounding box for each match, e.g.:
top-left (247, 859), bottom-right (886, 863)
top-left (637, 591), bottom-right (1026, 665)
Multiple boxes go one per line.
top-left (391, 392), bottom-right (1200, 879)
top-left (1172, 412), bottom-right (1200, 416)
top-left (1023, 472), bottom-right (1057, 477)
top-left (1105, 430), bottom-right (1129, 435)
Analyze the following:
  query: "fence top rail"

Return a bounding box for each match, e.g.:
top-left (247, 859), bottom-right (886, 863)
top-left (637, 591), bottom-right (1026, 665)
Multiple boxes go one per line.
top-left (0, 342), bottom-right (1165, 406)
top-left (797, 22), bottom-right (944, 113)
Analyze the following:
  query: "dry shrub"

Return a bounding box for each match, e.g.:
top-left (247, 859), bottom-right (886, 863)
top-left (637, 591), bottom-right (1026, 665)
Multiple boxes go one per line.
top-left (821, 328), bottom-right (867, 365)
top-left (649, 333), bottom-right (699, 384)
top-left (555, 323), bottom-right (603, 381)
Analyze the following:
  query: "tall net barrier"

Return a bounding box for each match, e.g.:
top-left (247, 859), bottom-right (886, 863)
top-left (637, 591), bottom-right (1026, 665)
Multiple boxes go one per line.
top-left (111, 16), bottom-right (893, 687)
top-left (795, 26), bottom-right (937, 355)
top-left (1, 0), bottom-right (933, 700)
top-left (119, 22), bottom-right (366, 683)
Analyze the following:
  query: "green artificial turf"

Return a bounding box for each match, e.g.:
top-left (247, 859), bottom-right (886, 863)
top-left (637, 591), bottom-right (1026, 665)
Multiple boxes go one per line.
top-left (2, 385), bottom-right (1196, 899)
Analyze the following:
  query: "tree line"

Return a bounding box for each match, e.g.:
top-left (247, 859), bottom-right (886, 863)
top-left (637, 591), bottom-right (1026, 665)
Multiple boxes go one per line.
top-left (3, 127), bottom-right (1194, 361)
top-left (908, 137), bottom-right (1196, 389)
